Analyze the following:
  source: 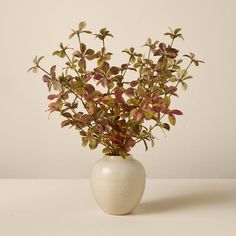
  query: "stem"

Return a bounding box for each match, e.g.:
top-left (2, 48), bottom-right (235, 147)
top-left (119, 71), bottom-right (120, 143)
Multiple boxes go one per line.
top-left (77, 33), bottom-right (81, 44)
top-left (173, 60), bottom-right (193, 90)
top-left (121, 57), bottom-right (131, 78)
top-left (64, 51), bottom-right (80, 76)
top-left (147, 48), bottom-right (151, 60)
top-left (37, 65), bottom-right (50, 76)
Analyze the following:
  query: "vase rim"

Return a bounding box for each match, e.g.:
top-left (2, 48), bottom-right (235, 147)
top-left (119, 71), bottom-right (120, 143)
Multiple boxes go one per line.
top-left (103, 154), bottom-right (133, 159)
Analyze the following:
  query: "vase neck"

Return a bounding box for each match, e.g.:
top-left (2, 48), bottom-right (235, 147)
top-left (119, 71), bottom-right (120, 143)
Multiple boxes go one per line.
top-left (104, 154), bottom-right (133, 160)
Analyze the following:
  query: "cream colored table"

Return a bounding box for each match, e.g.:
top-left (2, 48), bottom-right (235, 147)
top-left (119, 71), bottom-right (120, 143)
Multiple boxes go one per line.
top-left (0, 179), bottom-right (235, 236)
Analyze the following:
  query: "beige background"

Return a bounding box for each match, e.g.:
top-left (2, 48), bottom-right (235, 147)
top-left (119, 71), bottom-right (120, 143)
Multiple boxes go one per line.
top-left (0, 0), bottom-right (235, 178)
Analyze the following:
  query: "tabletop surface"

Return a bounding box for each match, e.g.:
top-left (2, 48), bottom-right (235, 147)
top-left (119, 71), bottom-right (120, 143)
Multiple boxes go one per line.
top-left (0, 179), bottom-right (235, 236)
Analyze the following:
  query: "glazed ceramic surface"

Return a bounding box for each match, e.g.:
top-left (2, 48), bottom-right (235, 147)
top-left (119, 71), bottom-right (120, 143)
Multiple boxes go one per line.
top-left (91, 154), bottom-right (146, 215)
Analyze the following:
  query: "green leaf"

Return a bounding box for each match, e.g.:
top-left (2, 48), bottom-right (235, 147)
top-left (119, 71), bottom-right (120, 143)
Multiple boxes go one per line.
top-left (79, 21), bottom-right (86, 31)
top-left (32, 67), bottom-right (38, 73)
top-left (174, 28), bottom-right (181, 34)
top-left (89, 138), bottom-right (98, 149)
top-left (80, 43), bottom-right (86, 53)
top-left (168, 113), bottom-right (176, 126)
top-left (181, 81), bottom-right (188, 91)
top-left (69, 32), bottom-right (76, 39)
top-left (52, 50), bottom-right (65, 58)
top-left (143, 139), bottom-right (148, 151)
top-left (102, 147), bottom-right (112, 154)
top-left (38, 56), bottom-right (44, 63)
top-left (85, 49), bottom-right (94, 56)
top-left (82, 137), bottom-right (88, 147)
top-left (169, 75), bottom-right (178, 82)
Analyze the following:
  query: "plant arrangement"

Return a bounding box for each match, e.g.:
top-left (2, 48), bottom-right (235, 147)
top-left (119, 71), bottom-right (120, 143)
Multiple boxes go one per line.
top-left (28, 21), bottom-right (203, 157)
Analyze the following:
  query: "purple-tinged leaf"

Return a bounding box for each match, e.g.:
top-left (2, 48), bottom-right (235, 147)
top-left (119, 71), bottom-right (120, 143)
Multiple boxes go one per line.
top-left (47, 94), bottom-right (58, 100)
top-left (170, 109), bottom-right (183, 115)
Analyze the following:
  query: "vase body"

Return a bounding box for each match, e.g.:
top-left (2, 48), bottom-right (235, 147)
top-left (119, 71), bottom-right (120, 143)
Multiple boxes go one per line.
top-left (91, 154), bottom-right (146, 215)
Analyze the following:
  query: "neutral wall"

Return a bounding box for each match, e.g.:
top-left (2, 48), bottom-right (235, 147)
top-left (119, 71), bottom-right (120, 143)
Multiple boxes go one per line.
top-left (0, 0), bottom-right (235, 178)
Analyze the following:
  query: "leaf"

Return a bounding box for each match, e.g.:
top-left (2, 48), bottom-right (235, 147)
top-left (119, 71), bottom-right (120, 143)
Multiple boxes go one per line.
top-left (85, 84), bottom-right (95, 94)
top-left (114, 87), bottom-right (123, 102)
top-left (89, 138), bottom-right (98, 150)
top-left (171, 109), bottom-right (183, 115)
top-left (181, 81), bottom-right (188, 91)
top-left (143, 139), bottom-right (148, 151)
top-left (42, 75), bottom-right (51, 83)
top-left (79, 21), bottom-right (86, 31)
top-left (85, 49), bottom-right (94, 56)
top-left (168, 113), bottom-right (176, 126)
top-left (134, 109), bottom-right (143, 121)
top-left (151, 139), bottom-right (155, 147)
top-left (27, 66), bottom-right (38, 73)
top-left (52, 50), bottom-right (65, 58)
top-left (110, 66), bottom-right (120, 75)
top-left (86, 101), bottom-right (96, 115)
top-left (144, 109), bottom-right (153, 119)
top-left (125, 87), bottom-right (135, 97)
top-left (80, 43), bottom-right (86, 53)
top-left (47, 94), bottom-right (57, 100)
top-left (38, 56), bottom-right (44, 63)
top-left (125, 137), bottom-right (135, 152)
top-left (159, 43), bottom-right (166, 52)
top-left (62, 112), bottom-right (72, 118)
top-left (33, 56), bottom-right (38, 64)
top-left (169, 75), bottom-right (178, 82)
top-left (162, 123), bottom-right (170, 131)
top-left (130, 80), bottom-right (139, 87)
top-left (82, 137), bottom-right (88, 147)
top-left (102, 147), bottom-right (112, 154)
top-left (80, 130), bottom-right (87, 136)
top-left (174, 28), bottom-right (181, 34)
top-left (69, 32), bottom-right (76, 39)
top-left (61, 120), bottom-right (71, 128)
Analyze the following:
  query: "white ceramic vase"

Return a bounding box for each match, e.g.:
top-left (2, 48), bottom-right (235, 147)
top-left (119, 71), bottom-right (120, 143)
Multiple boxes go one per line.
top-left (91, 154), bottom-right (146, 215)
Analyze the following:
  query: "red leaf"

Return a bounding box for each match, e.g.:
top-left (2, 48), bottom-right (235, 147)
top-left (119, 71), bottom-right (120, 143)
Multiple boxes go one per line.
top-left (85, 84), bottom-right (95, 94)
top-left (159, 43), bottom-right (166, 52)
top-left (130, 80), bottom-right (139, 87)
top-left (135, 109), bottom-right (143, 121)
top-left (48, 102), bottom-right (59, 111)
top-left (171, 109), bottom-right (183, 115)
top-left (124, 137), bottom-right (135, 152)
top-left (114, 87), bottom-right (123, 102)
top-left (94, 73), bottom-right (102, 80)
top-left (50, 65), bottom-right (56, 77)
top-left (167, 86), bottom-right (177, 94)
top-left (47, 94), bottom-right (58, 100)
top-left (62, 112), bottom-right (72, 118)
top-left (125, 87), bottom-right (135, 96)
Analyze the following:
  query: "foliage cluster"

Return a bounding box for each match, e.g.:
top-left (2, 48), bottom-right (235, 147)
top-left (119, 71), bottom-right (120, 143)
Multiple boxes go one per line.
top-left (29, 22), bottom-right (203, 157)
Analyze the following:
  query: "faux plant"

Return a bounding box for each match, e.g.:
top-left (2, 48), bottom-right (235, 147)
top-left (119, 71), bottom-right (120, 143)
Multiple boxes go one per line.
top-left (28, 21), bottom-right (203, 157)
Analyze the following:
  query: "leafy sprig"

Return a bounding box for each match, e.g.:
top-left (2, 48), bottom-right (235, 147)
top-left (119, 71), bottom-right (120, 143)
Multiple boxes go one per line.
top-left (28, 22), bottom-right (204, 158)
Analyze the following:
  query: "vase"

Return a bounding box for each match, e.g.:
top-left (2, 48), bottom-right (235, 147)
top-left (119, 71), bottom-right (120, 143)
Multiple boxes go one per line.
top-left (91, 154), bottom-right (146, 215)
